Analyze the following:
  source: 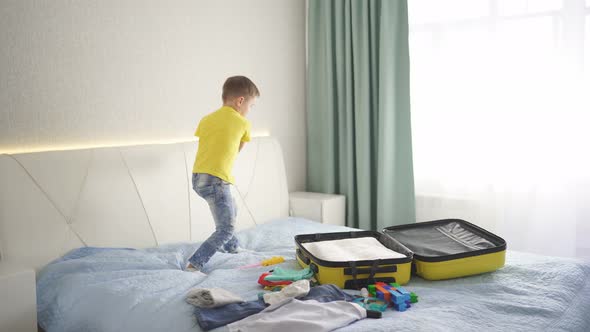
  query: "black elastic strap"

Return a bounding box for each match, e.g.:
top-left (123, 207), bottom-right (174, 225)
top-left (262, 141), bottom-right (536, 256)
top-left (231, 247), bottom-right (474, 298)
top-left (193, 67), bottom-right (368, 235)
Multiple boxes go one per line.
top-left (368, 260), bottom-right (379, 285)
top-left (366, 310), bottom-right (383, 319)
top-left (349, 261), bottom-right (359, 290)
top-left (343, 265), bottom-right (397, 275)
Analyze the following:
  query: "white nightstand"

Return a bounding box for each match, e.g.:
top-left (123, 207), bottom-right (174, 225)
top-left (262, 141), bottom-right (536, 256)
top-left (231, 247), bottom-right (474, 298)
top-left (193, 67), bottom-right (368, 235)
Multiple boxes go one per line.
top-left (289, 192), bottom-right (346, 226)
top-left (0, 262), bottom-right (37, 332)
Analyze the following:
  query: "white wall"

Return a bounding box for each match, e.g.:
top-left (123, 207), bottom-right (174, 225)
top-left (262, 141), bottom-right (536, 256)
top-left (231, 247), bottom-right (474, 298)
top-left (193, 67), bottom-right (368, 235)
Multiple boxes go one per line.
top-left (0, 0), bottom-right (306, 191)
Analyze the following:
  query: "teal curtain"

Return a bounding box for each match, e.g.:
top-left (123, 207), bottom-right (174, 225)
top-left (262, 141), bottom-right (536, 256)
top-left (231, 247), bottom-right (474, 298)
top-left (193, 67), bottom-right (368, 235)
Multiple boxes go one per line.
top-left (307, 0), bottom-right (415, 230)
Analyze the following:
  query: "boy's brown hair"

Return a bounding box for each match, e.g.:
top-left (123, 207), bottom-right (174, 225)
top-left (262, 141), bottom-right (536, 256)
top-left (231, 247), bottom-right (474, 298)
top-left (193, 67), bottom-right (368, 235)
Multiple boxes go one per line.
top-left (222, 76), bottom-right (260, 102)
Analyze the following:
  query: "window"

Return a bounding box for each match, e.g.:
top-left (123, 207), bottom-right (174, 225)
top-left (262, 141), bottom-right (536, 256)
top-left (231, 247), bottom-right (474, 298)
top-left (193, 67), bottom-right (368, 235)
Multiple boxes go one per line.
top-left (409, 0), bottom-right (589, 258)
top-left (497, 0), bottom-right (562, 16)
top-left (586, 14), bottom-right (590, 81)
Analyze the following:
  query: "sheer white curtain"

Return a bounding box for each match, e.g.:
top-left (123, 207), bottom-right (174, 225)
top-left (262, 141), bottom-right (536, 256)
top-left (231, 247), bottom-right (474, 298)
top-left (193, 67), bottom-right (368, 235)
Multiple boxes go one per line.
top-left (408, 0), bottom-right (590, 258)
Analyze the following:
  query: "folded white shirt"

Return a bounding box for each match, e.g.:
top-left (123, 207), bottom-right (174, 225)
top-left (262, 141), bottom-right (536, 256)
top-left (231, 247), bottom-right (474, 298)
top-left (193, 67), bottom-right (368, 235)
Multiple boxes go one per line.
top-left (301, 237), bottom-right (406, 261)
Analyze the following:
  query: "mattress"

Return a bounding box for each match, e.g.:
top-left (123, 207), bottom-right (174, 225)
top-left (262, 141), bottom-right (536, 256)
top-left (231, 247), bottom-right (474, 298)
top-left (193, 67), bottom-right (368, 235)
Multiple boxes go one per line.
top-left (36, 217), bottom-right (590, 332)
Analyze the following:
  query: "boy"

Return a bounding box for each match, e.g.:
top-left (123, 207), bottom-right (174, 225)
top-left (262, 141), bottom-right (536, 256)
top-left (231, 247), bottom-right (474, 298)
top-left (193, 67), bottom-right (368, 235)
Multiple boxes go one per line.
top-left (186, 76), bottom-right (259, 272)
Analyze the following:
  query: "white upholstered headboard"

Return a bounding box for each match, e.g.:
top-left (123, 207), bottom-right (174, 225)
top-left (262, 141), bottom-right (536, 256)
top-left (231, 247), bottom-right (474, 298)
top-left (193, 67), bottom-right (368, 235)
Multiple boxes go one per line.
top-left (0, 137), bottom-right (289, 271)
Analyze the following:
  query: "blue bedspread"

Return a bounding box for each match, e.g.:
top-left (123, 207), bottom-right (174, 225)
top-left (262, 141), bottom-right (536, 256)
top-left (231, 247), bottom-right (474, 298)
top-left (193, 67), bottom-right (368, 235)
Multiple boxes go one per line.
top-left (37, 218), bottom-right (590, 332)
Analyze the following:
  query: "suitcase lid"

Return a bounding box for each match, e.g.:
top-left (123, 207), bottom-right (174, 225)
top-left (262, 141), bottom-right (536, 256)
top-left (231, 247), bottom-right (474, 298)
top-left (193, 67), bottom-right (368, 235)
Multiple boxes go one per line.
top-left (382, 219), bottom-right (506, 262)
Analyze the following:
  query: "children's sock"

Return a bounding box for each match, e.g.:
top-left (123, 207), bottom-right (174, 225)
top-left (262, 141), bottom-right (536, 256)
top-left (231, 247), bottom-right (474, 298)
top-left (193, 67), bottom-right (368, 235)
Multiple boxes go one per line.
top-left (185, 262), bottom-right (204, 272)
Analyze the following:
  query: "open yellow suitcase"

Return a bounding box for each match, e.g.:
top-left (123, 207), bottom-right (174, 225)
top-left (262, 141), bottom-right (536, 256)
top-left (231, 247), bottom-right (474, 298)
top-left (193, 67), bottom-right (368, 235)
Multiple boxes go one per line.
top-left (296, 219), bottom-right (507, 289)
top-left (296, 231), bottom-right (414, 289)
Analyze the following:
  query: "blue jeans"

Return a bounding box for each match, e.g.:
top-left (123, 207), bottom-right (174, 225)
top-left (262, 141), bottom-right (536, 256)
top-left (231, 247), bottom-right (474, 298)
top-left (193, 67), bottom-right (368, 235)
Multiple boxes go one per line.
top-left (188, 173), bottom-right (239, 269)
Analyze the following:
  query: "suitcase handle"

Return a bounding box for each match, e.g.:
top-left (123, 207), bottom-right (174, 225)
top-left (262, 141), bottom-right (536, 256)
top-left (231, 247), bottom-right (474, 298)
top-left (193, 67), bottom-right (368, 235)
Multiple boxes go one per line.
top-left (296, 248), bottom-right (311, 265)
top-left (296, 249), bottom-right (318, 275)
top-left (309, 262), bottom-right (319, 274)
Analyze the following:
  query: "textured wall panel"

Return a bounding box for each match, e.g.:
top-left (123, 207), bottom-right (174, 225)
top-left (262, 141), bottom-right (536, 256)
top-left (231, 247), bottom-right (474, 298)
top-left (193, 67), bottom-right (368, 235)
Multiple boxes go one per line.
top-left (0, 137), bottom-right (289, 270)
top-left (13, 150), bottom-right (93, 222)
top-left (0, 155), bottom-right (83, 268)
top-left (243, 139), bottom-right (290, 224)
top-left (69, 149), bottom-right (157, 248)
top-left (121, 144), bottom-right (190, 245)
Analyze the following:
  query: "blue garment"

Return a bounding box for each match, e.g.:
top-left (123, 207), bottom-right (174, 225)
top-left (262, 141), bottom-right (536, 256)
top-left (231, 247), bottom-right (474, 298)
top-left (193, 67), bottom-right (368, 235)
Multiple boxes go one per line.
top-left (188, 173), bottom-right (239, 269)
top-left (195, 284), bottom-right (355, 331)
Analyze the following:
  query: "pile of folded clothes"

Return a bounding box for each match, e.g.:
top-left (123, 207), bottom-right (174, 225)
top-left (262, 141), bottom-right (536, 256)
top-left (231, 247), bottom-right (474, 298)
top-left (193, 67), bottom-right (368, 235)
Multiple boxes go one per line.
top-left (187, 280), bottom-right (372, 331)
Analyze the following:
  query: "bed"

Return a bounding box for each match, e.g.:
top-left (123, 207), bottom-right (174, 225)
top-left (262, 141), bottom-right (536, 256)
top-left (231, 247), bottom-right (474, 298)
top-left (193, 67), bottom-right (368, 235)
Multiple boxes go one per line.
top-left (1, 137), bottom-right (589, 332)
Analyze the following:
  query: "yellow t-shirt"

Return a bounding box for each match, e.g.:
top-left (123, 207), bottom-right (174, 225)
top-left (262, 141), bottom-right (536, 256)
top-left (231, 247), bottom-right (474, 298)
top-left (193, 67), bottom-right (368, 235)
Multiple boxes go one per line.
top-left (192, 106), bottom-right (251, 183)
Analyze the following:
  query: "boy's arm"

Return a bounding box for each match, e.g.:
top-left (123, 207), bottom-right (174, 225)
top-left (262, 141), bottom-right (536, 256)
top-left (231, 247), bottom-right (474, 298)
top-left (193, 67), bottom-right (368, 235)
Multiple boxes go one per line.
top-left (239, 122), bottom-right (251, 152)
